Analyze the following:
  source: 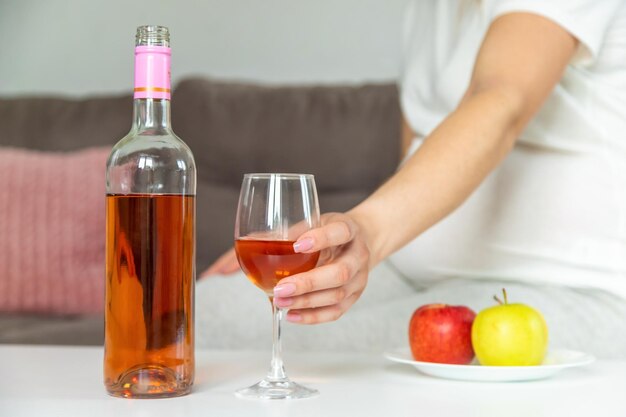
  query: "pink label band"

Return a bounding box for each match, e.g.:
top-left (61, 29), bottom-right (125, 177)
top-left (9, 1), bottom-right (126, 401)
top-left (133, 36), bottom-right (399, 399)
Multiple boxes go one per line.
top-left (134, 45), bottom-right (171, 100)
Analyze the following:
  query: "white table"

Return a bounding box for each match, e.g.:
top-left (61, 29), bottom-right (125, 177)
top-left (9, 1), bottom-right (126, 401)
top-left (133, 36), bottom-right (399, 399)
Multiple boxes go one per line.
top-left (0, 345), bottom-right (624, 417)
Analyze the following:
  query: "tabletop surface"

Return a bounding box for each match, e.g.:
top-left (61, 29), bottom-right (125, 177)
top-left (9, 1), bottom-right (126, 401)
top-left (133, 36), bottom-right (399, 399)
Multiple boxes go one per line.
top-left (0, 345), bottom-right (624, 417)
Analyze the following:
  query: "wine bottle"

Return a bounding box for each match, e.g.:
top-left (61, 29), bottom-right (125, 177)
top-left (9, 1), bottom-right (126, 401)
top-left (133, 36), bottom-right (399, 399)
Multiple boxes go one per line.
top-left (104, 25), bottom-right (196, 399)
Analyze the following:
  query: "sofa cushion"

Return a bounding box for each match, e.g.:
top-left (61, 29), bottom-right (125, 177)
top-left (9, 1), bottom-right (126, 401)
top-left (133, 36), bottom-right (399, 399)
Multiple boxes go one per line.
top-left (0, 147), bottom-right (109, 314)
top-left (0, 94), bottom-right (130, 151)
top-left (172, 78), bottom-right (401, 193)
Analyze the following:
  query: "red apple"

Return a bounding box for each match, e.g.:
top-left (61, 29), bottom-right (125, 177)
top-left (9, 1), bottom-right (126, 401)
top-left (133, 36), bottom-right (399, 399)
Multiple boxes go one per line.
top-left (409, 303), bottom-right (476, 364)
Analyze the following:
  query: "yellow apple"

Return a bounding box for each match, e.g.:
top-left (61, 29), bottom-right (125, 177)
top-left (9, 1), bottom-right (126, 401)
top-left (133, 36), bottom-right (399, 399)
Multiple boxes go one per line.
top-left (471, 289), bottom-right (548, 366)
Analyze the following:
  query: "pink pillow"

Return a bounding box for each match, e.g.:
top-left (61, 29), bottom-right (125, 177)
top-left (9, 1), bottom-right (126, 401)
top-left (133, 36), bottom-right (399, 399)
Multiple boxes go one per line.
top-left (0, 147), bottom-right (111, 314)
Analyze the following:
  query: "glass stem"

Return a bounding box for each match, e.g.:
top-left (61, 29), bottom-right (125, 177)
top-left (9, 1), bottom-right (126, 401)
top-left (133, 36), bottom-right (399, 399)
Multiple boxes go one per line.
top-left (267, 302), bottom-right (287, 382)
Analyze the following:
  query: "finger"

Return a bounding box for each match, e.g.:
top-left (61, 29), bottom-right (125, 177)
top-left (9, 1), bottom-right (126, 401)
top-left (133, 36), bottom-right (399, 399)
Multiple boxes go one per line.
top-left (285, 292), bottom-right (361, 325)
top-left (219, 260), bottom-right (241, 275)
top-left (293, 220), bottom-right (354, 254)
top-left (274, 276), bottom-right (362, 310)
top-left (200, 248), bottom-right (240, 279)
top-left (210, 249), bottom-right (239, 275)
top-left (202, 252), bottom-right (231, 277)
top-left (273, 261), bottom-right (356, 298)
top-left (316, 247), bottom-right (333, 266)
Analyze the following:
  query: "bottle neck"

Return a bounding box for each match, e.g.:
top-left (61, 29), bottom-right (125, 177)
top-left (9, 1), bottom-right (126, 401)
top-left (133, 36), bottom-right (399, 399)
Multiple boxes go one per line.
top-left (132, 98), bottom-right (171, 132)
top-left (132, 42), bottom-right (172, 133)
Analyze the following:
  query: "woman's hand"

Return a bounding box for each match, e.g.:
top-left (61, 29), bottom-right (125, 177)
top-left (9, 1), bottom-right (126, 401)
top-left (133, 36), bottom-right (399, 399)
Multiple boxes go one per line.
top-left (200, 248), bottom-right (240, 277)
top-left (201, 212), bottom-right (372, 325)
top-left (274, 212), bottom-right (371, 325)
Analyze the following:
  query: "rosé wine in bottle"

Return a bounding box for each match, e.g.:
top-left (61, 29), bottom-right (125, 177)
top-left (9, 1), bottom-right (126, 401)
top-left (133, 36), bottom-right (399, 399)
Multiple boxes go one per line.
top-left (104, 25), bottom-right (196, 399)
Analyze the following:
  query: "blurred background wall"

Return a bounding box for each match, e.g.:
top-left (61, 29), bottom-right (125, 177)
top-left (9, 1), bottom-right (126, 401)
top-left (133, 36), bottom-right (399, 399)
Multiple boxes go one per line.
top-left (0, 0), bottom-right (410, 97)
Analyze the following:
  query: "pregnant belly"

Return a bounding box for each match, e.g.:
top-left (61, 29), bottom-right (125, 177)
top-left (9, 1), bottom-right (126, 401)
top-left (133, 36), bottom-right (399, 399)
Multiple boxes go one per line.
top-left (389, 141), bottom-right (626, 284)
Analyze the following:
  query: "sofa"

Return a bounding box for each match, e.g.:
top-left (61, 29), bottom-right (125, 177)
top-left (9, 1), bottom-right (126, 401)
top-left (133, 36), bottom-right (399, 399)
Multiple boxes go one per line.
top-left (0, 78), bottom-right (401, 346)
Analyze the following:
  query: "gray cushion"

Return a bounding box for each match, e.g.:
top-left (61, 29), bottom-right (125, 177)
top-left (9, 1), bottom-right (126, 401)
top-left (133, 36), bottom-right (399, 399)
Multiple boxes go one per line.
top-left (172, 78), bottom-right (401, 193)
top-left (0, 94), bottom-right (130, 151)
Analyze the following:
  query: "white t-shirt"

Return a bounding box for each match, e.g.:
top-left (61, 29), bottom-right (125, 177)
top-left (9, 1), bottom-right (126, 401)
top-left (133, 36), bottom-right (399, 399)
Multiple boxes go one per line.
top-left (391, 0), bottom-right (626, 299)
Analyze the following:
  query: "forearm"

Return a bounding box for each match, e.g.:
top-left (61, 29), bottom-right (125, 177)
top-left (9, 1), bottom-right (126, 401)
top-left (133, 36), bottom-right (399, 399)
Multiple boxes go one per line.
top-left (349, 87), bottom-right (524, 267)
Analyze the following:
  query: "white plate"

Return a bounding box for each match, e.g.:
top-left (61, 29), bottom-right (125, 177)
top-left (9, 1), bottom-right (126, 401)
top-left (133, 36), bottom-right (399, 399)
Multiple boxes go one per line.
top-left (384, 348), bottom-right (595, 382)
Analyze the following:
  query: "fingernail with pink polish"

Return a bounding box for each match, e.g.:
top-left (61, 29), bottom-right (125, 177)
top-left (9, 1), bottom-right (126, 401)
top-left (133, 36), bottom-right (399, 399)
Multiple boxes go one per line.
top-left (274, 297), bottom-right (293, 308)
top-left (274, 283), bottom-right (296, 297)
top-left (286, 312), bottom-right (302, 322)
top-left (293, 237), bottom-right (314, 253)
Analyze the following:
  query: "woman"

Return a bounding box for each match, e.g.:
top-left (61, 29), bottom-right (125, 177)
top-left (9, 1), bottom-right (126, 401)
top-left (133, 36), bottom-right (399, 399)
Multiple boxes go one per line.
top-left (203, 0), bottom-right (626, 357)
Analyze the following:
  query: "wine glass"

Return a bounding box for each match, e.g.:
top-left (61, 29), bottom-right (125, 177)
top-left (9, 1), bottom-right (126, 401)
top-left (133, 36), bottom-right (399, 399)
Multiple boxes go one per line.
top-left (234, 173), bottom-right (320, 399)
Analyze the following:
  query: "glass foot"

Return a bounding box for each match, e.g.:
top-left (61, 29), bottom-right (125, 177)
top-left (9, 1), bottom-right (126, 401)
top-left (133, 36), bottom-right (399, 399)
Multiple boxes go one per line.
top-left (235, 378), bottom-right (318, 400)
